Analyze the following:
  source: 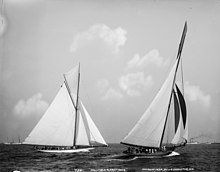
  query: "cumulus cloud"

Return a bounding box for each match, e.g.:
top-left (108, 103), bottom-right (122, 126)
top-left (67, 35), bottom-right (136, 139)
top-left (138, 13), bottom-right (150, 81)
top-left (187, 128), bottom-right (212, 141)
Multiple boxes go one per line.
top-left (96, 79), bottom-right (123, 100)
top-left (119, 72), bottom-right (153, 96)
top-left (185, 82), bottom-right (211, 108)
top-left (127, 49), bottom-right (169, 69)
top-left (102, 88), bottom-right (123, 100)
top-left (14, 93), bottom-right (49, 118)
top-left (70, 24), bottom-right (127, 54)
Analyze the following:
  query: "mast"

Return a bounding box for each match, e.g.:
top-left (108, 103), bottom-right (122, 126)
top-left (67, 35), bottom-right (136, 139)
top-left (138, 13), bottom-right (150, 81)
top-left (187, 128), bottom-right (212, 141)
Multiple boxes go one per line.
top-left (73, 63), bottom-right (80, 147)
top-left (159, 22), bottom-right (187, 148)
top-left (63, 64), bottom-right (80, 147)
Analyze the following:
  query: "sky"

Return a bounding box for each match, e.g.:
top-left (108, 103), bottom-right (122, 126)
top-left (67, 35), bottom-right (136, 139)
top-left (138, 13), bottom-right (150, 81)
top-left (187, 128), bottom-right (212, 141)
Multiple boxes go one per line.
top-left (0, 0), bottom-right (220, 143)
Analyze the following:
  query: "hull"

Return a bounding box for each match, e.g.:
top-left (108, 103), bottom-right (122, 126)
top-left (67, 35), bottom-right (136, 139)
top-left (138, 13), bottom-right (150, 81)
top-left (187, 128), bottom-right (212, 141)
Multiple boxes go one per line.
top-left (124, 150), bottom-right (173, 157)
top-left (38, 147), bottom-right (94, 153)
top-left (187, 142), bottom-right (198, 145)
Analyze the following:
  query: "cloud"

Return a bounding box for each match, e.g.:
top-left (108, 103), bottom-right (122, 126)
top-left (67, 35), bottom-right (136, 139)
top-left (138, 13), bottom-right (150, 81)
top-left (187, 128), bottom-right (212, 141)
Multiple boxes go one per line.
top-left (119, 72), bottom-right (153, 96)
top-left (70, 24), bottom-right (127, 54)
top-left (96, 79), bottom-right (123, 100)
top-left (102, 88), bottom-right (123, 100)
top-left (127, 49), bottom-right (169, 69)
top-left (14, 93), bottom-right (49, 118)
top-left (185, 82), bottom-right (211, 108)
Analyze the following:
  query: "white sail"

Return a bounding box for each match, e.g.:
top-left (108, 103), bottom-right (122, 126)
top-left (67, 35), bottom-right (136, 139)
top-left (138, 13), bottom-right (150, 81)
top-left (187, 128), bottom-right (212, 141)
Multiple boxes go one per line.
top-left (23, 84), bottom-right (75, 146)
top-left (171, 113), bottom-right (183, 144)
top-left (122, 60), bottom-right (179, 148)
top-left (183, 118), bottom-right (188, 141)
top-left (163, 99), bottom-right (175, 144)
top-left (172, 92), bottom-right (187, 144)
top-left (80, 101), bottom-right (108, 146)
top-left (75, 110), bottom-right (90, 146)
top-left (64, 65), bottom-right (79, 105)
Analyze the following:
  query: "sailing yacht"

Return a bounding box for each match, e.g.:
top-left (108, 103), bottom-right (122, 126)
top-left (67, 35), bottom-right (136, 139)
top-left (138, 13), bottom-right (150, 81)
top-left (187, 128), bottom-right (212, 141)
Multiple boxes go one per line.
top-left (23, 64), bottom-right (108, 153)
top-left (121, 22), bottom-right (188, 157)
top-left (11, 136), bottom-right (22, 145)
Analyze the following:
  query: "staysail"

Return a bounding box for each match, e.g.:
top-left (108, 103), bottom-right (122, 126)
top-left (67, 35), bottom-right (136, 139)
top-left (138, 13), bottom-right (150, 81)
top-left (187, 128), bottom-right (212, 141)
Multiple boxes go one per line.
top-left (80, 101), bottom-right (108, 146)
top-left (171, 85), bottom-right (187, 144)
top-left (173, 91), bottom-right (180, 133)
top-left (24, 64), bottom-right (107, 147)
top-left (175, 84), bottom-right (188, 141)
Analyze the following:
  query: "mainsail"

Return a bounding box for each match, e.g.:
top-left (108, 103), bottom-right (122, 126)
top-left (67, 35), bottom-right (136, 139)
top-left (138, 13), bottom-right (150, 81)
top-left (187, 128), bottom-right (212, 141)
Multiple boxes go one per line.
top-left (23, 64), bottom-right (107, 147)
top-left (121, 22), bottom-right (188, 149)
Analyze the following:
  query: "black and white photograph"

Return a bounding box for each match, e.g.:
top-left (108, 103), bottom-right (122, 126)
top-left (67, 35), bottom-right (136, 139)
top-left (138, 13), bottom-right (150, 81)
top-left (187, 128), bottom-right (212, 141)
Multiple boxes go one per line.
top-left (0, 0), bottom-right (219, 171)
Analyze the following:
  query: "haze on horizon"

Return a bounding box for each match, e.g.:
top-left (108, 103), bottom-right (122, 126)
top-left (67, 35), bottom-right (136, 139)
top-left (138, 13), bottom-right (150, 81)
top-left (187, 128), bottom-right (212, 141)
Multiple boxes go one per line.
top-left (0, 0), bottom-right (219, 144)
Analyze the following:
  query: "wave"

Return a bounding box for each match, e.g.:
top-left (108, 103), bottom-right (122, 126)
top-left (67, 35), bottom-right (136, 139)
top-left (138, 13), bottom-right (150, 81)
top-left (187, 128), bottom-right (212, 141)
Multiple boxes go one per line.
top-left (164, 151), bottom-right (180, 157)
top-left (102, 151), bottom-right (180, 161)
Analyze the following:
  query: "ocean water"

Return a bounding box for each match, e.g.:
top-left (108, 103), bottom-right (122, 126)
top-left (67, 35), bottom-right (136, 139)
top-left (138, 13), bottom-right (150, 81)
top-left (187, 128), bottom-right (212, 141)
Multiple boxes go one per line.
top-left (0, 143), bottom-right (219, 172)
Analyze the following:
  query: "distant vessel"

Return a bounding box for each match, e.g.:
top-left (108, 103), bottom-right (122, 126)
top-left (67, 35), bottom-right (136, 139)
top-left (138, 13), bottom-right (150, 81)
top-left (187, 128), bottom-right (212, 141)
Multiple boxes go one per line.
top-left (23, 64), bottom-right (107, 153)
top-left (187, 138), bottom-right (199, 144)
top-left (121, 22), bottom-right (188, 157)
top-left (4, 136), bottom-right (21, 145)
top-left (11, 136), bottom-right (22, 145)
top-left (187, 135), bottom-right (213, 144)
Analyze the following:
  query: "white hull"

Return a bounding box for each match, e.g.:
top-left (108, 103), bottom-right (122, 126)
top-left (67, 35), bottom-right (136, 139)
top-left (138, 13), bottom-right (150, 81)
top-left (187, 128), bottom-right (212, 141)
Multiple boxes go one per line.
top-left (38, 147), bottom-right (94, 153)
top-left (4, 142), bottom-right (22, 145)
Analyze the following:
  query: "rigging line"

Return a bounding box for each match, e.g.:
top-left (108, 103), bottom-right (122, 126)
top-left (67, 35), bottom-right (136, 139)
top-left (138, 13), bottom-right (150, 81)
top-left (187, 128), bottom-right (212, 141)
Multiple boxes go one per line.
top-left (81, 78), bottom-right (95, 119)
top-left (1, 0), bottom-right (3, 14)
top-left (180, 57), bottom-right (184, 96)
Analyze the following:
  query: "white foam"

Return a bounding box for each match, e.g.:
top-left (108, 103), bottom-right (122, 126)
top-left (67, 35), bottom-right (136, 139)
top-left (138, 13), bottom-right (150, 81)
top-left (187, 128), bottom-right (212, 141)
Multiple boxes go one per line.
top-left (104, 151), bottom-right (180, 161)
top-left (105, 156), bottom-right (138, 162)
top-left (164, 151), bottom-right (180, 157)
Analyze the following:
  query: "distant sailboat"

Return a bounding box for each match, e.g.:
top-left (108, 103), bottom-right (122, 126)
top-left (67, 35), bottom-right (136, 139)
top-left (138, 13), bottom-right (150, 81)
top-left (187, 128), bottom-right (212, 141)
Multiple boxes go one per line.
top-left (187, 138), bottom-right (199, 145)
top-left (4, 136), bottom-right (21, 145)
top-left (4, 137), bottom-right (10, 145)
top-left (23, 64), bottom-right (108, 153)
top-left (12, 136), bottom-right (22, 145)
top-left (121, 22), bottom-right (188, 157)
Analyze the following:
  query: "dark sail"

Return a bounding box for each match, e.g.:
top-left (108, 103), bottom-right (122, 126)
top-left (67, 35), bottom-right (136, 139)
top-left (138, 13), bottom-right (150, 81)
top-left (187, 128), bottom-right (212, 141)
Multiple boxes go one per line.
top-left (173, 90), bottom-right (180, 133)
top-left (176, 22), bottom-right (187, 59)
top-left (175, 84), bottom-right (187, 129)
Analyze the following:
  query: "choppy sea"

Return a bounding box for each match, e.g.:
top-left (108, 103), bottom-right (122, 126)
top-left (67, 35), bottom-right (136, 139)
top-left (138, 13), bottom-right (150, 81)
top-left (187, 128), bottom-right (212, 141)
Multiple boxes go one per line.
top-left (0, 143), bottom-right (219, 172)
